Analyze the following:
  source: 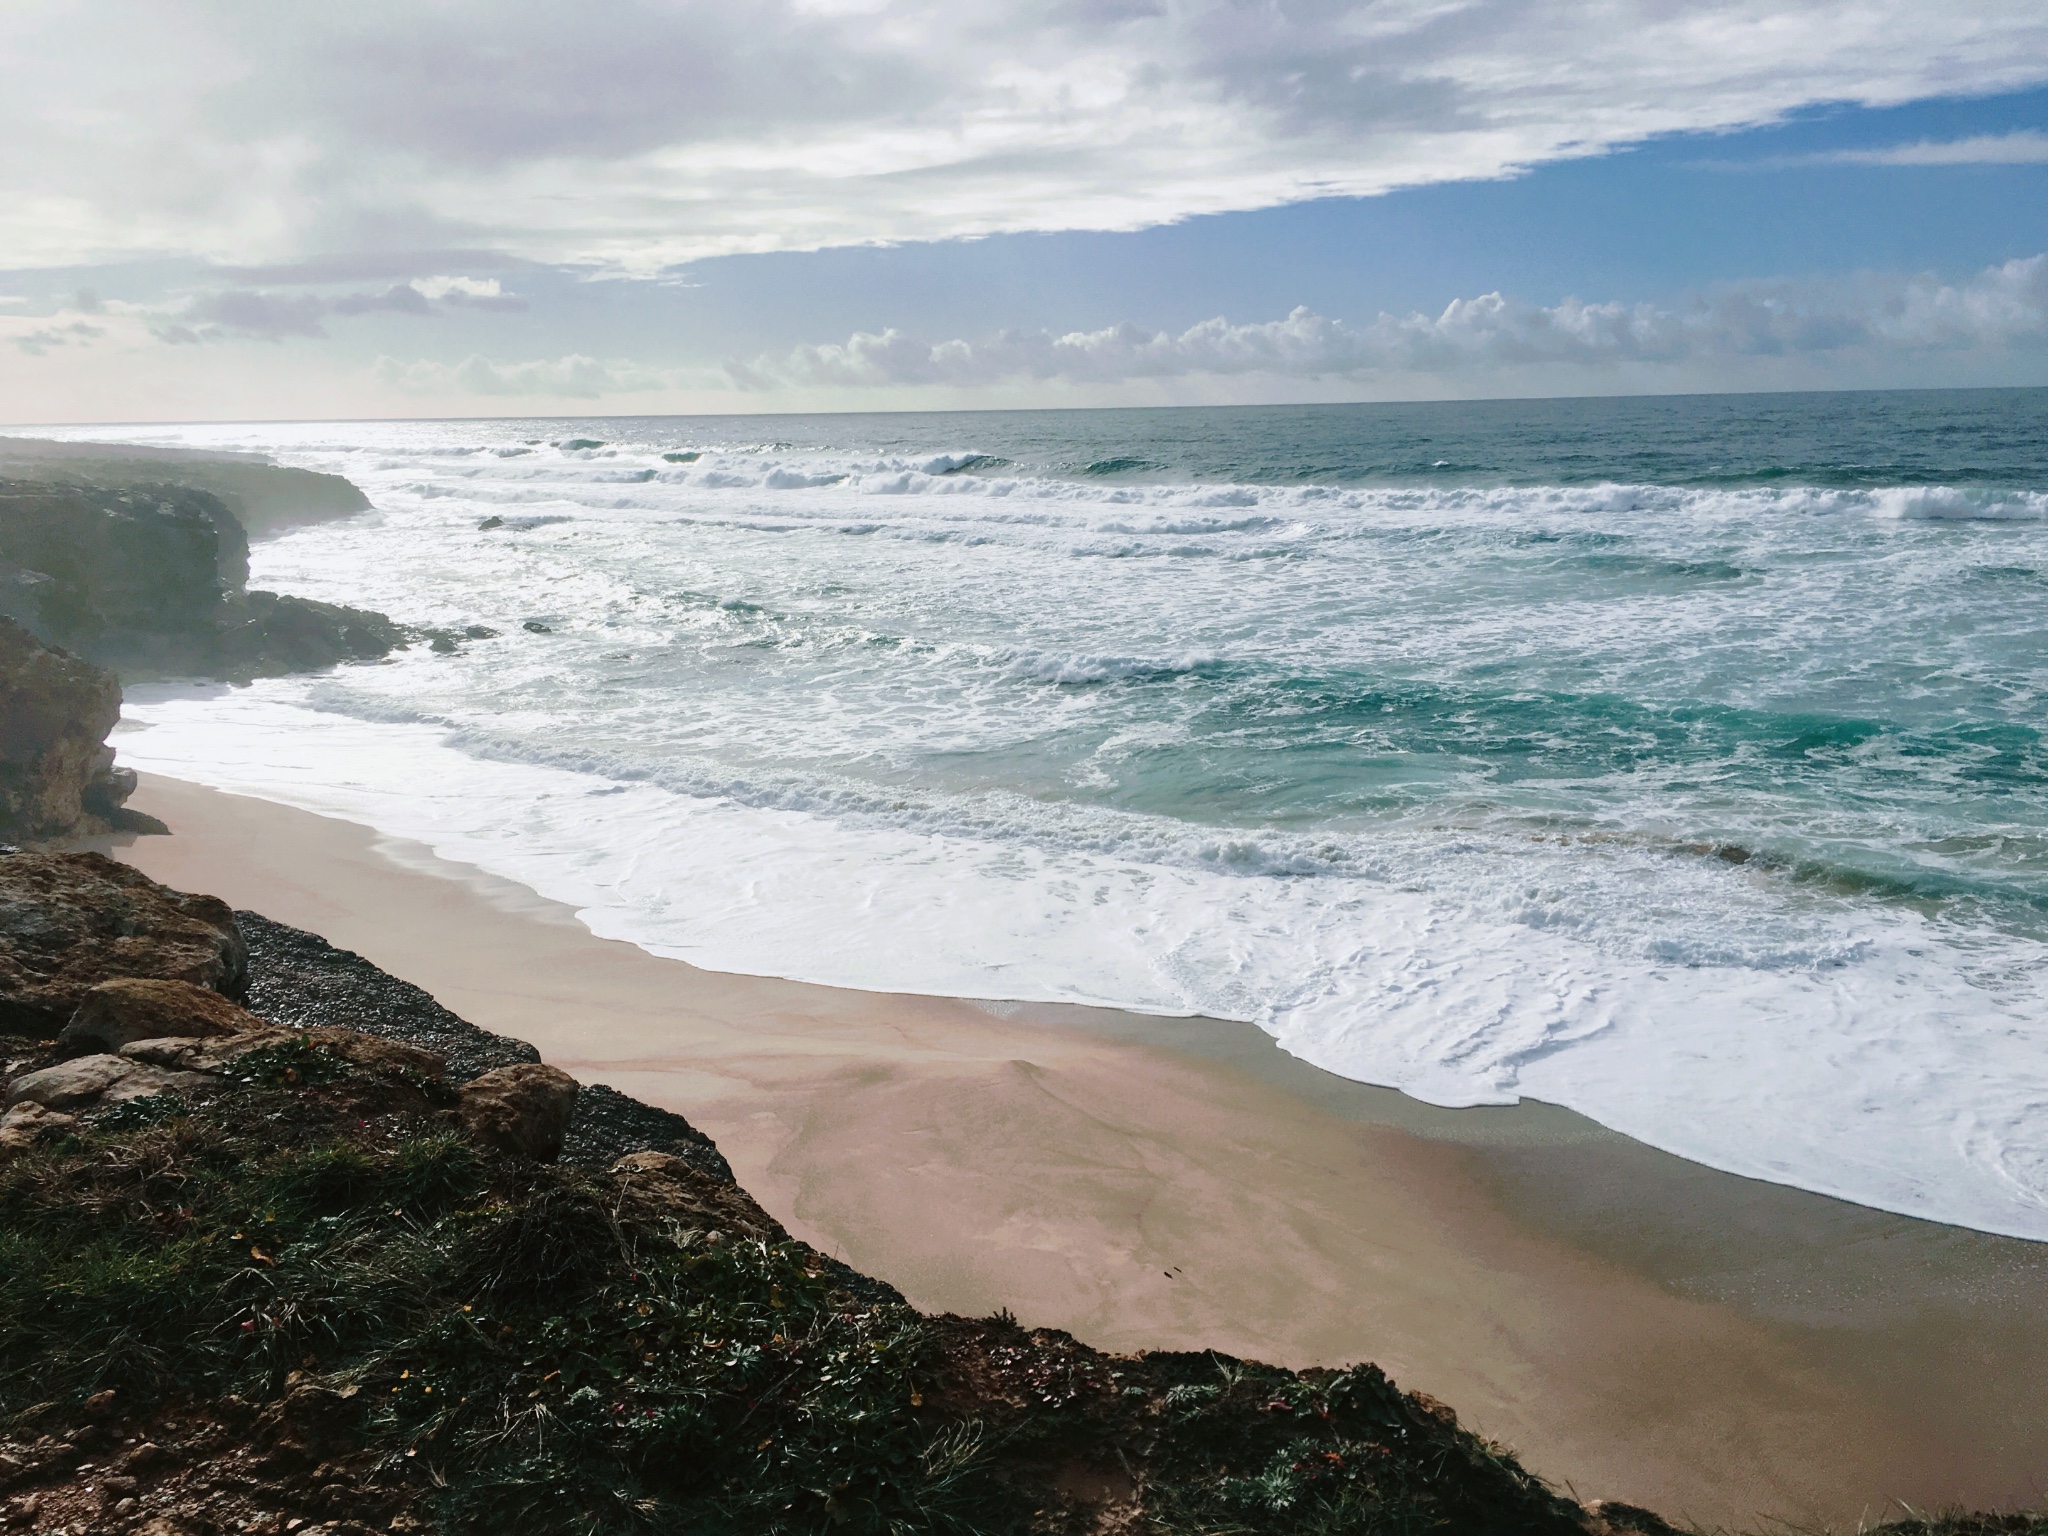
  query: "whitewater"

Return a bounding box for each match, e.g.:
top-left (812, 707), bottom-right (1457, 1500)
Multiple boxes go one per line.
top-left (41, 392), bottom-right (2048, 1239)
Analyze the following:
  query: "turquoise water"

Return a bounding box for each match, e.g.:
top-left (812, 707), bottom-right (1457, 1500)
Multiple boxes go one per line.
top-left (68, 388), bottom-right (2048, 1236)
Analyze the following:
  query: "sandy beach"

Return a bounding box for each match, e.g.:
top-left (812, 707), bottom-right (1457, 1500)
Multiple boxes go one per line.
top-left (92, 772), bottom-right (2048, 1531)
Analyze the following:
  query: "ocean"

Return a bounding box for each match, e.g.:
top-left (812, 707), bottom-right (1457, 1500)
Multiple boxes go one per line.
top-left (52, 389), bottom-right (2048, 1238)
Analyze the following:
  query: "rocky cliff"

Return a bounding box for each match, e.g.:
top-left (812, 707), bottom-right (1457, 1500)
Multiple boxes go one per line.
top-left (0, 437), bottom-right (370, 541)
top-left (0, 620), bottom-right (149, 846)
top-left (0, 478), bottom-right (401, 681)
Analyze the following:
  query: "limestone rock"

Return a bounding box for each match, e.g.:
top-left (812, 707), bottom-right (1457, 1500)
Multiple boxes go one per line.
top-left (0, 437), bottom-right (370, 540)
top-left (0, 617), bottom-right (128, 843)
top-left (5, 1052), bottom-right (213, 1110)
top-left (0, 851), bottom-right (247, 1034)
top-left (609, 1149), bottom-right (787, 1242)
top-left (121, 1024), bottom-right (447, 1081)
top-left (458, 1063), bottom-right (580, 1160)
top-left (0, 1100), bottom-right (77, 1152)
top-left (0, 481), bottom-right (226, 656)
top-left (120, 1031), bottom-right (290, 1073)
top-left (301, 1027), bottom-right (445, 1080)
top-left (61, 976), bottom-right (266, 1053)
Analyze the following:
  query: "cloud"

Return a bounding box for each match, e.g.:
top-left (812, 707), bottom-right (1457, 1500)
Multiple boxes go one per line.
top-left (415, 275), bottom-right (529, 311)
top-left (217, 252), bottom-right (524, 286)
top-left (0, 297), bottom-right (151, 355)
top-left (9, 320), bottom-right (106, 356)
top-left (374, 352), bottom-right (673, 398)
top-left (2, 2), bottom-right (2046, 272)
top-left (1744, 129), bottom-right (2048, 169)
top-left (330, 283), bottom-right (434, 318)
top-left (177, 289), bottom-right (331, 340)
top-left (1829, 129), bottom-right (2048, 166)
top-left (157, 275), bottom-right (525, 340)
top-left (732, 253), bottom-right (2048, 387)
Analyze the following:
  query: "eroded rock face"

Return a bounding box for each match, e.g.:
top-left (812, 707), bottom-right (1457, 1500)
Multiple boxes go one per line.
top-left (0, 481), bottom-right (227, 652)
top-left (0, 478), bottom-right (401, 681)
top-left (0, 852), bottom-right (247, 1035)
top-left (61, 977), bottom-right (267, 1054)
top-left (458, 1062), bottom-right (581, 1161)
top-left (0, 617), bottom-right (131, 843)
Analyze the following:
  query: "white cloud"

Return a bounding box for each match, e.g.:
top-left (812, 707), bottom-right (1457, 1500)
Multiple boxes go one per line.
top-left (373, 352), bottom-right (679, 398)
top-left (413, 276), bottom-right (502, 300)
top-left (1761, 129), bottom-right (2048, 167)
top-left (0, 300), bottom-right (151, 356)
top-left (2, 1), bottom-right (2046, 272)
top-left (733, 253), bottom-right (2048, 387)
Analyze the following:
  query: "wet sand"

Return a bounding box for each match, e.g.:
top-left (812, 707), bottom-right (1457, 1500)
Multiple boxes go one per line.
top-left (95, 773), bottom-right (2048, 1530)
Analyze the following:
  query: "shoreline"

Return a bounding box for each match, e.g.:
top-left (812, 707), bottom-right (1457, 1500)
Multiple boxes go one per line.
top-left (92, 772), bottom-right (2048, 1530)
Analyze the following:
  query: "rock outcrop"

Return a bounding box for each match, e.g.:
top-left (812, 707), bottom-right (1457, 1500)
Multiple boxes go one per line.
top-left (4, 1051), bottom-right (213, 1109)
top-left (0, 851), bottom-right (246, 1034)
top-left (0, 477), bottom-right (400, 680)
top-left (59, 977), bottom-right (265, 1054)
top-left (0, 616), bottom-right (140, 842)
top-left (457, 1061), bottom-right (581, 1160)
top-left (0, 436), bottom-right (370, 539)
top-left (213, 588), bottom-right (406, 676)
top-left (0, 1100), bottom-right (75, 1151)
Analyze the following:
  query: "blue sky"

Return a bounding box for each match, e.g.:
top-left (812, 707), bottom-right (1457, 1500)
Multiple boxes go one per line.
top-left (661, 89), bottom-right (2048, 347)
top-left (2, 1), bottom-right (2046, 420)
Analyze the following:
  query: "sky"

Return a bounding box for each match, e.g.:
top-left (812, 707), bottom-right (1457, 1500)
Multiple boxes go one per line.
top-left (2, 0), bottom-right (2047, 422)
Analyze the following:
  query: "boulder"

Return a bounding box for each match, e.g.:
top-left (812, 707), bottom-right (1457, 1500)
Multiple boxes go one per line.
top-left (211, 590), bottom-right (406, 679)
top-left (458, 1063), bottom-right (580, 1160)
top-left (0, 617), bottom-right (132, 842)
top-left (122, 1025), bottom-right (445, 1081)
top-left (0, 851), bottom-right (247, 1035)
top-left (300, 1026), bottom-right (445, 1080)
top-left (609, 1149), bottom-right (786, 1241)
top-left (61, 977), bottom-right (266, 1054)
top-left (0, 1100), bottom-right (78, 1153)
top-left (120, 1031), bottom-right (287, 1072)
top-left (5, 1052), bottom-right (213, 1109)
